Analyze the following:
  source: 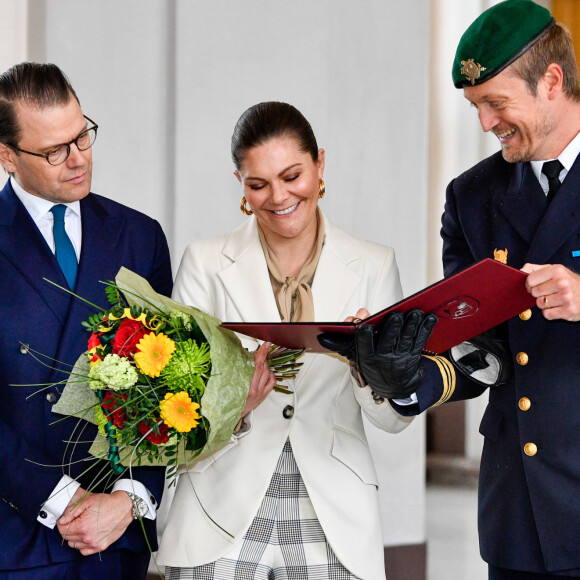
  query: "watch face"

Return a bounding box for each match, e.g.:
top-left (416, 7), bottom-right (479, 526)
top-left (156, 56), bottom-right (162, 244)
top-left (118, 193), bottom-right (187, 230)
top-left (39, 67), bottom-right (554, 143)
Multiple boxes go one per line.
top-left (128, 493), bottom-right (148, 518)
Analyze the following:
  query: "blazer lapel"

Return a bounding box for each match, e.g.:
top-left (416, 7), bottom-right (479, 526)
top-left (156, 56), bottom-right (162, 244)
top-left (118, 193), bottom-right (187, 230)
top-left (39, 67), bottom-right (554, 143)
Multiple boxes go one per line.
top-left (217, 218), bottom-right (281, 323)
top-left (312, 216), bottom-right (361, 321)
top-left (497, 162), bottom-right (547, 247)
top-left (527, 155), bottom-right (580, 263)
top-left (0, 182), bottom-right (73, 325)
top-left (73, 194), bottom-right (125, 303)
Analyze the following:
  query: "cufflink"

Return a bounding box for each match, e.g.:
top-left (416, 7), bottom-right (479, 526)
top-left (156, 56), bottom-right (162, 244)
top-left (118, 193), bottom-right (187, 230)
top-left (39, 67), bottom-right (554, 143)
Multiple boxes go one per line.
top-left (38, 510), bottom-right (48, 519)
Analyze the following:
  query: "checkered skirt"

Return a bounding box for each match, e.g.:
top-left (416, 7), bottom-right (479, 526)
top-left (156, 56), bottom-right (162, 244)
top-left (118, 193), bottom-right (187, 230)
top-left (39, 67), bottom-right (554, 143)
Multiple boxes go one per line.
top-left (165, 441), bottom-right (359, 579)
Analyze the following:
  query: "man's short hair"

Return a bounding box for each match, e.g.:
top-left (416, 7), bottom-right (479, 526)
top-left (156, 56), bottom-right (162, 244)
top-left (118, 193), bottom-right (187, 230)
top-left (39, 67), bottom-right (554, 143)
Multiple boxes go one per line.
top-left (0, 62), bottom-right (79, 148)
top-left (510, 24), bottom-right (580, 101)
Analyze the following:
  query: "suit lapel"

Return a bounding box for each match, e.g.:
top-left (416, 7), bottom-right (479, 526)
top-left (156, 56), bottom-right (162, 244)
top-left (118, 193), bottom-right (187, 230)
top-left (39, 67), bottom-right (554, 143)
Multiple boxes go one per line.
top-left (527, 155), bottom-right (580, 263)
top-left (0, 181), bottom-right (72, 324)
top-left (73, 194), bottom-right (125, 302)
top-left (218, 218), bottom-right (282, 323)
top-left (312, 217), bottom-right (361, 321)
top-left (497, 163), bottom-right (547, 247)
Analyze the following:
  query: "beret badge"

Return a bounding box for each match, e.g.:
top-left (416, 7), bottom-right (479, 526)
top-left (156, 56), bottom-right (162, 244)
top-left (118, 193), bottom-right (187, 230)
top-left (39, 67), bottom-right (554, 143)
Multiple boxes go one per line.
top-left (460, 59), bottom-right (486, 85)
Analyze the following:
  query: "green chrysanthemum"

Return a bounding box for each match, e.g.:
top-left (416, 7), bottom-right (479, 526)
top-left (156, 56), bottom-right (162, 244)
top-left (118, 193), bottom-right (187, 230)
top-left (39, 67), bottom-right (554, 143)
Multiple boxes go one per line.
top-left (159, 339), bottom-right (211, 395)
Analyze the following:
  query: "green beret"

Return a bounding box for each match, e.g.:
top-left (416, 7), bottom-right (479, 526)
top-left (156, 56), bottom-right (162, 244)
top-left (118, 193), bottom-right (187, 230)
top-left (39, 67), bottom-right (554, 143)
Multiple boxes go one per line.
top-left (452, 0), bottom-right (555, 88)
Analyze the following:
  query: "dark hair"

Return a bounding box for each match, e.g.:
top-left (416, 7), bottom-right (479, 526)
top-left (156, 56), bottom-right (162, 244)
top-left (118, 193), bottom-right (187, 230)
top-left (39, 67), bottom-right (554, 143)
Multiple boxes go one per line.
top-left (0, 62), bottom-right (80, 147)
top-left (231, 101), bottom-right (319, 170)
top-left (510, 24), bottom-right (580, 101)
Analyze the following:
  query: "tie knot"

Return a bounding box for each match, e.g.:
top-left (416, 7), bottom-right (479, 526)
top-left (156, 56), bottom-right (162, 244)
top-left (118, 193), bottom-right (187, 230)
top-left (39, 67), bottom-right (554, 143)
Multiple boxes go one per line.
top-left (541, 159), bottom-right (563, 180)
top-left (51, 204), bottom-right (67, 221)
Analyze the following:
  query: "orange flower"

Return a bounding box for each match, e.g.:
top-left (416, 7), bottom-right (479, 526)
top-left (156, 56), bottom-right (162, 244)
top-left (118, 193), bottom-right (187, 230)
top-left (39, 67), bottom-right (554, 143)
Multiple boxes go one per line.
top-left (159, 391), bottom-right (201, 433)
top-left (133, 332), bottom-right (175, 377)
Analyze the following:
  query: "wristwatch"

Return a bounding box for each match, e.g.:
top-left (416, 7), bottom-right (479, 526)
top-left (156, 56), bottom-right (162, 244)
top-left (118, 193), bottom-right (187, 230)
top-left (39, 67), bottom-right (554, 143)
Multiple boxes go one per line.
top-left (126, 492), bottom-right (148, 519)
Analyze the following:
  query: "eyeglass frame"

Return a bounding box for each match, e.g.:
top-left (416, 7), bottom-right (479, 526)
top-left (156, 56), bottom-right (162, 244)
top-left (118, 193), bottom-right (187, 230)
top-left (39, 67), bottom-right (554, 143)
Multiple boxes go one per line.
top-left (0, 115), bottom-right (98, 166)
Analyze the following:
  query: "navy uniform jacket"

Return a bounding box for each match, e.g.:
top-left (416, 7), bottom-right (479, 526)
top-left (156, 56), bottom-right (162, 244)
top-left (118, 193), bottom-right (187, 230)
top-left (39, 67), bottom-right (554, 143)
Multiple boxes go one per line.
top-left (403, 151), bottom-right (580, 576)
top-left (0, 180), bottom-right (173, 571)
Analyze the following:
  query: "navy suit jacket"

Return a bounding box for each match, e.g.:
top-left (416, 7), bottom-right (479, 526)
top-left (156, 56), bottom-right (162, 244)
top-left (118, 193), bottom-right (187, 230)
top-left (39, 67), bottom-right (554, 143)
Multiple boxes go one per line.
top-left (397, 151), bottom-right (580, 575)
top-left (0, 180), bottom-right (173, 571)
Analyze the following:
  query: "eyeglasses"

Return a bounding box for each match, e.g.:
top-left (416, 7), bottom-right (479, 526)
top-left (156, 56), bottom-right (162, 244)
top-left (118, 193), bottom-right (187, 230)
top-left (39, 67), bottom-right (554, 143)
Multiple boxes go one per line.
top-left (2, 115), bottom-right (98, 166)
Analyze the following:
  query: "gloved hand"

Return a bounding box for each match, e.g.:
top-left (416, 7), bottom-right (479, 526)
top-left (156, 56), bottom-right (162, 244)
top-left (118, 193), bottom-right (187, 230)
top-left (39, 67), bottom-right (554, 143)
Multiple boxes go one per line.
top-left (447, 326), bottom-right (513, 387)
top-left (318, 309), bottom-right (437, 398)
top-left (317, 332), bottom-right (357, 361)
top-left (356, 310), bottom-right (437, 398)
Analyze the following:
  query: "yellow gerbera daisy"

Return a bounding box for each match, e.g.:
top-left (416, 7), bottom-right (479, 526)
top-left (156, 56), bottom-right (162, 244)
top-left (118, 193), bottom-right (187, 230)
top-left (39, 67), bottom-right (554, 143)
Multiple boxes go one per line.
top-left (134, 332), bottom-right (175, 377)
top-left (159, 391), bottom-right (201, 432)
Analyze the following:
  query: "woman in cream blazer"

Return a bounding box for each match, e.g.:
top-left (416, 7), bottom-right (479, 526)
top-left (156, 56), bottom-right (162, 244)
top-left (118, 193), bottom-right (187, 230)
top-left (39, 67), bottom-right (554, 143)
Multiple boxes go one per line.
top-left (157, 103), bottom-right (413, 580)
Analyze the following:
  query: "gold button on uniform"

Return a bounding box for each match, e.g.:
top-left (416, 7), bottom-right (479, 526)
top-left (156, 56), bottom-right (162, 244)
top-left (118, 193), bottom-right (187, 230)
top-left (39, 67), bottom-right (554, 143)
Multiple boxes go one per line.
top-left (516, 352), bottom-right (529, 366)
top-left (518, 397), bottom-right (531, 411)
top-left (519, 309), bottom-right (532, 321)
top-left (524, 442), bottom-right (537, 456)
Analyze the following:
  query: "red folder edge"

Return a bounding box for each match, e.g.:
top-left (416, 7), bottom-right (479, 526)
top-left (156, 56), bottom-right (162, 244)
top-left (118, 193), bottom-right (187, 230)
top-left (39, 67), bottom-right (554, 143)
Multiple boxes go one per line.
top-left (221, 259), bottom-right (536, 354)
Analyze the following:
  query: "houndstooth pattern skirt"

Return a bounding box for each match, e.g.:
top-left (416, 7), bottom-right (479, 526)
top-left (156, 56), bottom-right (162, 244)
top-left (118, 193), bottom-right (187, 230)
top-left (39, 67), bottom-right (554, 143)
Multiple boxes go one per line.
top-left (165, 441), bottom-right (359, 579)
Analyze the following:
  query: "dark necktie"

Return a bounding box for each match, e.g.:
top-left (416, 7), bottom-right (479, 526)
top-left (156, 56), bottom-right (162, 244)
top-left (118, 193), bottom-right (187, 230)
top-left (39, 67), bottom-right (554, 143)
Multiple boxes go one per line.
top-left (50, 204), bottom-right (78, 289)
top-left (542, 159), bottom-right (564, 204)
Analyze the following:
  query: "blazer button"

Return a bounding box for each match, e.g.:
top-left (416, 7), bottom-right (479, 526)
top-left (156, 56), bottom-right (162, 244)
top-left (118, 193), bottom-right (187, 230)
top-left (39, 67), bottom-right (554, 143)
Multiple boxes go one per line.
top-left (38, 510), bottom-right (48, 519)
top-left (46, 392), bottom-right (58, 404)
top-left (518, 397), bottom-right (531, 411)
top-left (516, 352), bottom-right (529, 366)
top-left (282, 405), bottom-right (294, 419)
top-left (524, 442), bottom-right (537, 456)
top-left (519, 309), bottom-right (532, 321)
top-left (19, 343), bottom-right (30, 354)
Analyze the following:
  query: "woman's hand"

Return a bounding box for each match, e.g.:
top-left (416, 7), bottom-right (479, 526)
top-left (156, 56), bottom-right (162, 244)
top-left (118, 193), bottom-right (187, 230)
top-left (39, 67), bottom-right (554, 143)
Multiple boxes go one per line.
top-left (241, 342), bottom-right (277, 417)
top-left (344, 308), bottom-right (370, 323)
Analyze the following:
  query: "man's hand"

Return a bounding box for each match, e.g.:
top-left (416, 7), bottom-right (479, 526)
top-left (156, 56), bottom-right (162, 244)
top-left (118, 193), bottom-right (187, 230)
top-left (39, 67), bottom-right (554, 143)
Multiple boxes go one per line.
top-left (522, 263), bottom-right (580, 321)
top-left (356, 310), bottom-right (437, 398)
top-left (57, 488), bottom-right (133, 556)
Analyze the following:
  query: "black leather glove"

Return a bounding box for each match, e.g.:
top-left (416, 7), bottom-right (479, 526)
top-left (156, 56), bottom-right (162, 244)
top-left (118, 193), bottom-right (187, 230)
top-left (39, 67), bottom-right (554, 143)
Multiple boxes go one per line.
top-left (317, 332), bottom-right (357, 362)
top-left (355, 310), bottom-right (437, 399)
top-left (447, 326), bottom-right (513, 387)
top-left (318, 310), bottom-right (437, 399)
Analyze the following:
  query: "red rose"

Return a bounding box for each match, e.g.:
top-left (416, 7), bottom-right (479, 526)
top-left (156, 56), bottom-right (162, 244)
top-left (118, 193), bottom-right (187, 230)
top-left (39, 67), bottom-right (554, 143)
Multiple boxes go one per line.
top-left (139, 420), bottom-right (169, 445)
top-left (101, 392), bottom-right (127, 428)
top-left (112, 319), bottom-right (147, 357)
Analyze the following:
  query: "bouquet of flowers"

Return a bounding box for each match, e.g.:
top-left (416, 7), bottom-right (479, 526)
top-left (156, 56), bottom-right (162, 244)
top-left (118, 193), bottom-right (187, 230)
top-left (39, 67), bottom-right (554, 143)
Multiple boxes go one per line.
top-left (51, 267), bottom-right (302, 480)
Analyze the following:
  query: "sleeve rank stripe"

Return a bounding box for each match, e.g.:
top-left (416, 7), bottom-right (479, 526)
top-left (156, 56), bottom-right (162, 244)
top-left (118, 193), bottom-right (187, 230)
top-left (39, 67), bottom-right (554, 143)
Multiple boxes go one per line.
top-left (424, 355), bottom-right (456, 407)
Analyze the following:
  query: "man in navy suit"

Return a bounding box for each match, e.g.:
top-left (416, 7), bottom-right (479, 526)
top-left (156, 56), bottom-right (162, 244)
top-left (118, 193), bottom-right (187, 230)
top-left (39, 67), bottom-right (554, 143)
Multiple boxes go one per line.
top-left (323, 1), bottom-right (580, 578)
top-left (0, 62), bottom-right (172, 579)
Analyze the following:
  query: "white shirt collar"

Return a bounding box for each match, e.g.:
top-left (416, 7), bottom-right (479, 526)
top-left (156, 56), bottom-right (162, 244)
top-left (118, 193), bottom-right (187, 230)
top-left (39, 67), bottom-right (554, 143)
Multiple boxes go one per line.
top-left (530, 130), bottom-right (580, 184)
top-left (10, 176), bottom-right (81, 222)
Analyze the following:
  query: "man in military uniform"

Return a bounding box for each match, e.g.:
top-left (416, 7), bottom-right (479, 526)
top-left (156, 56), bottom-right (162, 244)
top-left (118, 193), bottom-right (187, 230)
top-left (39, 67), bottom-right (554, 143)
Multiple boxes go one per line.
top-left (322, 1), bottom-right (580, 578)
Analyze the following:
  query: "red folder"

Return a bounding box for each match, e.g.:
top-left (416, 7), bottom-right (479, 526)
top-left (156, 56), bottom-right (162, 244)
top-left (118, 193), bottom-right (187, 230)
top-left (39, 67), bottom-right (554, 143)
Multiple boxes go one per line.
top-left (221, 258), bottom-right (536, 354)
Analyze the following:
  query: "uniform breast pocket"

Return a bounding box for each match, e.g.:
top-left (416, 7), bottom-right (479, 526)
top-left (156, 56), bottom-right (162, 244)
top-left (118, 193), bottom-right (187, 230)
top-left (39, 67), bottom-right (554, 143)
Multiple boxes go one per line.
top-left (479, 403), bottom-right (504, 443)
top-left (331, 426), bottom-right (378, 486)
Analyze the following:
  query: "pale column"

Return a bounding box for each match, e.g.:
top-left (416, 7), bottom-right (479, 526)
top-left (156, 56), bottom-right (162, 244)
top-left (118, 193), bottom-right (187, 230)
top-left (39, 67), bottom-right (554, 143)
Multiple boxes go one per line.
top-left (0, 1), bottom-right (28, 74)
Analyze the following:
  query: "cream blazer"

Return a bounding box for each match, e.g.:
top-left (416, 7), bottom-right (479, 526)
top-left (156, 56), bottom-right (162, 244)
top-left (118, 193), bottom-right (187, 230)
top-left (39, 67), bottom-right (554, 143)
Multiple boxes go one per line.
top-left (157, 214), bottom-right (413, 580)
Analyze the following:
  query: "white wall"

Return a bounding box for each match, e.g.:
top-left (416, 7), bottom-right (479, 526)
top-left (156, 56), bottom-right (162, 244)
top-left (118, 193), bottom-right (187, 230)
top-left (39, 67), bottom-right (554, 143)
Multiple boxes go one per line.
top-left (4, 0), bottom-right (432, 548)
